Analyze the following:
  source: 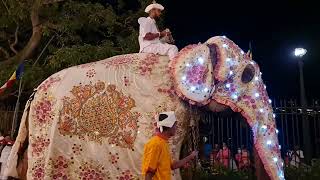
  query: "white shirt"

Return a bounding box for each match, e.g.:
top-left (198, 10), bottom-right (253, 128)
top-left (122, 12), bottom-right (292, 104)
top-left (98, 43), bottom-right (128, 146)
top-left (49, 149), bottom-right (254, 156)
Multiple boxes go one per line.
top-left (138, 17), bottom-right (161, 52)
top-left (0, 146), bottom-right (11, 163)
top-left (290, 150), bottom-right (304, 167)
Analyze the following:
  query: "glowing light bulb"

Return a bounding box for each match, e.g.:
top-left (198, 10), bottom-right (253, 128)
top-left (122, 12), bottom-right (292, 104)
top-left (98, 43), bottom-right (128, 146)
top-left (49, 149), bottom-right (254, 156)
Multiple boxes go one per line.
top-left (250, 61), bottom-right (255, 65)
top-left (255, 93), bottom-right (259, 98)
top-left (226, 83), bottom-right (231, 88)
top-left (203, 88), bottom-right (209, 92)
top-left (198, 57), bottom-right (204, 64)
top-left (273, 113), bottom-right (276, 118)
top-left (276, 129), bottom-right (279, 134)
top-left (229, 71), bottom-right (233, 75)
top-left (190, 86), bottom-right (196, 91)
top-left (137, 131), bottom-right (140, 134)
top-left (222, 35), bottom-right (226, 38)
top-left (254, 76), bottom-right (259, 81)
top-left (182, 76), bottom-right (186, 80)
top-left (279, 171), bottom-right (284, 178)
top-left (261, 125), bottom-right (267, 129)
top-left (231, 94), bottom-right (238, 99)
top-left (260, 72), bottom-right (262, 75)
top-left (268, 99), bottom-right (272, 103)
top-left (226, 58), bottom-right (231, 62)
top-left (264, 85), bottom-right (267, 89)
top-left (241, 50), bottom-right (244, 54)
top-left (186, 63), bottom-right (190, 67)
top-left (273, 157), bottom-right (278, 162)
top-left (259, 108), bottom-right (264, 113)
top-left (267, 140), bottom-right (272, 145)
top-left (279, 145), bottom-right (281, 149)
top-left (223, 44), bottom-right (228, 48)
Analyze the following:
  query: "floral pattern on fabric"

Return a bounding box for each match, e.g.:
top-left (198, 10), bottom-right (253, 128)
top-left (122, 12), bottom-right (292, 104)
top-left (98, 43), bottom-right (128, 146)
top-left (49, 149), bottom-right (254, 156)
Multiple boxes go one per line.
top-left (31, 135), bottom-right (50, 157)
top-left (86, 69), bottom-right (96, 78)
top-left (48, 155), bottom-right (72, 180)
top-left (72, 144), bottom-right (83, 155)
top-left (135, 54), bottom-right (159, 76)
top-left (108, 152), bottom-right (119, 165)
top-left (116, 170), bottom-right (138, 180)
top-left (31, 160), bottom-right (45, 180)
top-left (77, 161), bottom-right (110, 180)
top-left (103, 55), bottom-right (136, 69)
top-left (58, 82), bottom-right (140, 149)
top-left (124, 76), bottom-right (130, 86)
top-left (32, 94), bottom-right (55, 128)
top-left (38, 76), bottom-right (61, 92)
top-left (186, 65), bottom-right (208, 85)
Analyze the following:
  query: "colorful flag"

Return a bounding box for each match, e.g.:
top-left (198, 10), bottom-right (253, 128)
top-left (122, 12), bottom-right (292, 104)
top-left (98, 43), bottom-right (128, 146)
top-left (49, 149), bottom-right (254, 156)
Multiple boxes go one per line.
top-left (0, 62), bottom-right (24, 95)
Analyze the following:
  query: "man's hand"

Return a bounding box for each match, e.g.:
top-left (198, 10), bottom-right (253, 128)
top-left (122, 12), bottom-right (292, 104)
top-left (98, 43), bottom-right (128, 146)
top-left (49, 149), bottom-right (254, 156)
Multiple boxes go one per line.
top-left (188, 150), bottom-right (198, 160)
top-left (171, 150), bottom-right (198, 170)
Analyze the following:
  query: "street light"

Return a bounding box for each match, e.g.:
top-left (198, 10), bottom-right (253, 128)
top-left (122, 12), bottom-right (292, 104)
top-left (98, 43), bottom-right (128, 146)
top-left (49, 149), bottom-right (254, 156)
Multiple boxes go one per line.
top-left (294, 48), bottom-right (307, 57)
top-left (294, 47), bottom-right (311, 163)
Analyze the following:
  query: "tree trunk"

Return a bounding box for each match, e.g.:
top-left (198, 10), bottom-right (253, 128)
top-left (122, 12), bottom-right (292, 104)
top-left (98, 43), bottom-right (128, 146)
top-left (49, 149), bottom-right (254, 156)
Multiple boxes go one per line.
top-left (0, 0), bottom-right (43, 66)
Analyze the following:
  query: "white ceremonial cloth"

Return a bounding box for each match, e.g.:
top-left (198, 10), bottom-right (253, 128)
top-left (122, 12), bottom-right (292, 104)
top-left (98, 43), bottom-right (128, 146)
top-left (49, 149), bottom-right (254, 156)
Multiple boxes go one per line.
top-left (138, 17), bottom-right (178, 60)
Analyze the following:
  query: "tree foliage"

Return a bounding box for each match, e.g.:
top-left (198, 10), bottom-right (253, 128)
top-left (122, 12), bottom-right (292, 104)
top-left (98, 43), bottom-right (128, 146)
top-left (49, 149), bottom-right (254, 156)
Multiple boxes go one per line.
top-left (0, 0), bottom-right (155, 102)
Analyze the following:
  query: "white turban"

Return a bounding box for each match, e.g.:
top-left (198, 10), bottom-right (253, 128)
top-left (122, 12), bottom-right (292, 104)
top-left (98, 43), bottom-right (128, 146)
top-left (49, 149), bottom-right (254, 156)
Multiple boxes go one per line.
top-left (156, 111), bottom-right (177, 132)
top-left (145, 1), bottom-right (164, 13)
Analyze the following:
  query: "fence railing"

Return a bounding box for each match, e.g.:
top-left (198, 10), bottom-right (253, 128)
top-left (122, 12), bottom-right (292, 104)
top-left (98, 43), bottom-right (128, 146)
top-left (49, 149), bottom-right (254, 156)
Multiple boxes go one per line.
top-left (199, 99), bottom-right (320, 167)
top-left (0, 105), bottom-right (23, 135)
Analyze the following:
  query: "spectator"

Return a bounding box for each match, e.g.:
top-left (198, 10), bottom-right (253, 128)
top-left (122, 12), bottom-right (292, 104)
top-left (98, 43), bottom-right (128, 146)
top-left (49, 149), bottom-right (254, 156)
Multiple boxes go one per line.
top-left (290, 145), bottom-right (304, 167)
top-left (235, 146), bottom-right (250, 170)
top-left (0, 130), bottom-right (5, 155)
top-left (216, 142), bottom-right (231, 168)
top-left (210, 144), bottom-right (219, 166)
top-left (0, 136), bottom-right (14, 180)
top-left (203, 137), bottom-right (212, 160)
top-left (285, 149), bottom-right (292, 166)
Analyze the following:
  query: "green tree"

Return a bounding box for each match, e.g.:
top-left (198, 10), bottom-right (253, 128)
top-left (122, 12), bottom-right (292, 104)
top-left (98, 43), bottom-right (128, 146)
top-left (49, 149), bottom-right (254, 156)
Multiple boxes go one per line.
top-left (0, 0), bottom-right (155, 102)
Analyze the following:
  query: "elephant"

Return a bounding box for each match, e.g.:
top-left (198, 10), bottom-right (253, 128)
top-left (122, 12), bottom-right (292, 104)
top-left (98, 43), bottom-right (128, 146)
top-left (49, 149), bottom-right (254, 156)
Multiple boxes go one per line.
top-left (5, 36), bottom-right (284, 180)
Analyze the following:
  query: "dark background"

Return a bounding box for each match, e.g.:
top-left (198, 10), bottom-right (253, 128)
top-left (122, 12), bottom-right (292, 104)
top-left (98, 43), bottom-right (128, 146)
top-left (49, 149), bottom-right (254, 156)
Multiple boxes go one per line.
top-left (160, 0), bottom-right (320, 101)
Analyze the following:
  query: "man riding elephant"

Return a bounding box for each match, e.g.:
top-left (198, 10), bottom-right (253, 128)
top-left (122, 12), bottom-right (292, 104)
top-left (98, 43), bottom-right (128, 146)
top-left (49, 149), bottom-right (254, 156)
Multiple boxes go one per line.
top-left (138, 1), bottom-right (178, 60)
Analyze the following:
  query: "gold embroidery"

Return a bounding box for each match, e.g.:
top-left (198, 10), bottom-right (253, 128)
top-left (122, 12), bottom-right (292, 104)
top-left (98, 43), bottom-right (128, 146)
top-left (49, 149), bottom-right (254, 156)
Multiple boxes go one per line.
top-left (58, 82), bottom-right (140, 150)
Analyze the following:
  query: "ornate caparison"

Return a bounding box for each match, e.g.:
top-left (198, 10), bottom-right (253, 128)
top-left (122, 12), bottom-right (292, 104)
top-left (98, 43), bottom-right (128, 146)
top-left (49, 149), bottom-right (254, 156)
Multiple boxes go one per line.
top-left (171, 36), bottom-right (284, 180)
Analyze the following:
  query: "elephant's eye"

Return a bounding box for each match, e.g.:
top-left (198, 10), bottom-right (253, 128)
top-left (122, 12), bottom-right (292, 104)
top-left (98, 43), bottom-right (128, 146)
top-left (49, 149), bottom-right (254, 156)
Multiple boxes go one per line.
top-left (241, 64), bottom-right (255, 83)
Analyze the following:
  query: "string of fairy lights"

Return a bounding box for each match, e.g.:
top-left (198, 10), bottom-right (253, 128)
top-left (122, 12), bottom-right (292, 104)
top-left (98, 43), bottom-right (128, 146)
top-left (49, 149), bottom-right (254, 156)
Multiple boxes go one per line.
top-left (176, 35), bottom-right (284, 179)
top-left (220, 36), bottom-right (285, 179)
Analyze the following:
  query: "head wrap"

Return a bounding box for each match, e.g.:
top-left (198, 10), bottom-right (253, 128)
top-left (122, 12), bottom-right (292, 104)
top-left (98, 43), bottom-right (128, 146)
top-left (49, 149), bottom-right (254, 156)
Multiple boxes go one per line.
top-left (156, 111), bottom-right (177, 132)
top-left (145, 1), bottom-right (164, 13)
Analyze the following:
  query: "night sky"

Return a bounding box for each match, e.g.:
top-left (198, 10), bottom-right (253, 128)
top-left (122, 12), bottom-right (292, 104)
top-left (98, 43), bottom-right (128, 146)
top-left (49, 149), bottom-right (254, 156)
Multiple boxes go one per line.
top-left (160, 0), bottom-right (320, 101)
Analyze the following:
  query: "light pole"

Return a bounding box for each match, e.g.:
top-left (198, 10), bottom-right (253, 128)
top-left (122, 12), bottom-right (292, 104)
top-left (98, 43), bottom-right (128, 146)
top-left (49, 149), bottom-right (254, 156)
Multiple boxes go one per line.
top-left (294, 48), bottom-right (311, 163)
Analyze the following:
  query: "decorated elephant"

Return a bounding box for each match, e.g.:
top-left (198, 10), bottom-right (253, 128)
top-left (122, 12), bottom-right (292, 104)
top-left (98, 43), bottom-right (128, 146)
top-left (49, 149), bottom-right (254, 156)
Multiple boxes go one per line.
top-left (5, 36), bottom-right (284, 180)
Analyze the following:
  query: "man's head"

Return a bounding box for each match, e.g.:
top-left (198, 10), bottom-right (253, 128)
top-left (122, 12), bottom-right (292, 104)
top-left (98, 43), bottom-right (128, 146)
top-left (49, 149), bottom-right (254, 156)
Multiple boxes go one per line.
top-left (157, 111), bottom-right (177, 137)
top-left (145, 1), bottom-right (164, 19)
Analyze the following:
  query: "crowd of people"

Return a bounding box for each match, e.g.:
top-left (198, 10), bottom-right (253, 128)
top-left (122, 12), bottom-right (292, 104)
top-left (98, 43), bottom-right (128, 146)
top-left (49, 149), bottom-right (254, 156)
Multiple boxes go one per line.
top-left (201, 138), bottom-right (251, 171)
top-left (0, 130), bottom-right (14, 180)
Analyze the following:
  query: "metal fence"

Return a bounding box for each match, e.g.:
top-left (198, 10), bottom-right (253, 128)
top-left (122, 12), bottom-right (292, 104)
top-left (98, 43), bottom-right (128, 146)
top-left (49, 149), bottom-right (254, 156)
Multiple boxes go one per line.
top-left (0, 105), bottom-right (22, 136)
top-left (199, 99), bottom-right (320, 168)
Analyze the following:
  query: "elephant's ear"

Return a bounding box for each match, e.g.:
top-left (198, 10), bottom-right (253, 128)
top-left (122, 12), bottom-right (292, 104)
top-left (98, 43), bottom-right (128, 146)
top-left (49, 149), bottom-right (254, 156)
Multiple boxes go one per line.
top-left (170, 44), bottom-right (214, 106)
top-left (206, 36), bottom-right (249, 82)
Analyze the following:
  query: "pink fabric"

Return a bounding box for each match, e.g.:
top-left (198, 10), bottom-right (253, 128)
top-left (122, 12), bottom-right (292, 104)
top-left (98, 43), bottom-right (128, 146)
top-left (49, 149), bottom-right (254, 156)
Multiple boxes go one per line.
top-left (235, 150), bottom-right (250, 169)
top-left (216, 148), bottom-right (231, 168)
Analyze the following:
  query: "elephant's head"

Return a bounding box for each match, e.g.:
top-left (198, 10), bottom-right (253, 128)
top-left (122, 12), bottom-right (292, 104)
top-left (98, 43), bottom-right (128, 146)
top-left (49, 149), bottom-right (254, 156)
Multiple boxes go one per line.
top-left (170, 36), bottom-right (284, 180)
